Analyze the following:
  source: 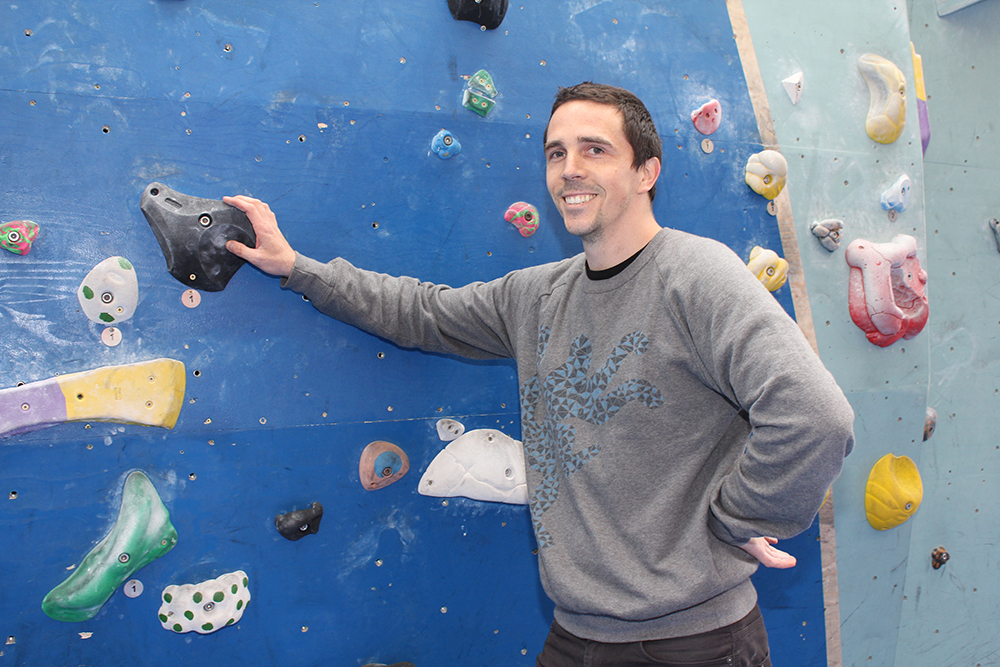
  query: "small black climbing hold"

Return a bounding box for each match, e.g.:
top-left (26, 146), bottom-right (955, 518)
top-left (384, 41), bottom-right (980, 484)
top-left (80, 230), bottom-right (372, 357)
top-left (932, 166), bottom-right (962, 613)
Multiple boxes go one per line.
top-left (448, 0), bottom-right (508, 30)
top-left (275, 502), bottom-right (323, 541)
top-left (140, 182), bottom-right (257, 292)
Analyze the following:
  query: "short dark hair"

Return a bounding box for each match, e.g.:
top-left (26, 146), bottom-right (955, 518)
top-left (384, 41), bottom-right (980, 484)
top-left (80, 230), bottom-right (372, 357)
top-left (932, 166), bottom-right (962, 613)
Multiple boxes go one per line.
top-left (544, 82), bottom-right (662, 201)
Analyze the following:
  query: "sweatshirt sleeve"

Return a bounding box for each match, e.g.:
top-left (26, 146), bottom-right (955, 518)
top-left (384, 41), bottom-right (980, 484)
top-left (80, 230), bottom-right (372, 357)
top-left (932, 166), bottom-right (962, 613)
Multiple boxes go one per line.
top-left (672, 242), bottom-right (855, 544)
top-left (279, 253), bottom-right (518, 361)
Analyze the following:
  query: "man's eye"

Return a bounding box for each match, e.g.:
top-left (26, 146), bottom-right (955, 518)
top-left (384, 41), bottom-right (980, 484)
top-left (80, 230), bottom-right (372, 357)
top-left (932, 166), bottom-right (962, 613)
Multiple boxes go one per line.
top-left (588, 146), bottom-right (605, 154)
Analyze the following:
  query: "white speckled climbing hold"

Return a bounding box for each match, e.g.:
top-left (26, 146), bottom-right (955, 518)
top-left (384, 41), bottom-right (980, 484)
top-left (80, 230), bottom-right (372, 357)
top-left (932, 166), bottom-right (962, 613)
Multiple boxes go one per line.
top-left (158, 570), bottom-right (250, 634)
top-left (77, 257), bottom-right (138, 325)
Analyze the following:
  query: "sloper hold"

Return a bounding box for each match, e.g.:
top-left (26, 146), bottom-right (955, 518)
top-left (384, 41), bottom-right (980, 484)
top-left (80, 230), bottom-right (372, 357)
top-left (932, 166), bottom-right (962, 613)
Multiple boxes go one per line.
top-left (275, 502), bottom-right (323, 540)
top-left (865, 453), bottom-right (923, 530)
top-left (880, 174), bottom-right (912, 213)
top-left (418, 428), bottom-right (527, 504)
top-left (744, 150), bottom-right (787, 200)
top-left (858, 54), bottom-right (907, 144)
top-left (0, 358), bottom-right (186, 438)
top-left (690, 99), bottom-right (721, 135)
top-left (746, 246), bottom-right (788, 291)
top-left (140, 182), bottom-right (256, 292)
top-left (448, 0), bottom-right (508, 30)
top-left (42, 471), bottom-right (178, 621)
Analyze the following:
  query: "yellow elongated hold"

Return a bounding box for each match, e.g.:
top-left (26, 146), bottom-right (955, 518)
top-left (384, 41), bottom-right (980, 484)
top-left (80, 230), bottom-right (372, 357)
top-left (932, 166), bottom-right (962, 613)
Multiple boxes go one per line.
top-left (59, 359), bottom-right (186, 429)
top-left (865, 453), bottom-right (923, 530)
top-left (858, 53), bottom-right (907, 144)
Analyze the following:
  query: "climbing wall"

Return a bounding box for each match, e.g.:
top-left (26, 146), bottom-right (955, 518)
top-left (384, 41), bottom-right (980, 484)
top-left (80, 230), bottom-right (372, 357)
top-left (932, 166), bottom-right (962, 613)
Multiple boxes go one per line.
top-left (1, 1), bottom-right (825, 665)
top-left (742, 0), bottom-right (1000, 665)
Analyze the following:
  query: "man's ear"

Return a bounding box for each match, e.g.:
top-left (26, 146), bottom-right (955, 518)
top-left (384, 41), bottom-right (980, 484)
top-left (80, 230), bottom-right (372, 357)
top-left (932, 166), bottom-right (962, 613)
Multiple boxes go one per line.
top-left (637, 157), bottom-right (661, 195)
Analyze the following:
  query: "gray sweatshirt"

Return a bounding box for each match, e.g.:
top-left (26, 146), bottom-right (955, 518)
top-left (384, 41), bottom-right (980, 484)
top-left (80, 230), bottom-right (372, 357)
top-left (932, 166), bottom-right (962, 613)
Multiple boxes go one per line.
top-left (283, 227), bottom-right (854, 642)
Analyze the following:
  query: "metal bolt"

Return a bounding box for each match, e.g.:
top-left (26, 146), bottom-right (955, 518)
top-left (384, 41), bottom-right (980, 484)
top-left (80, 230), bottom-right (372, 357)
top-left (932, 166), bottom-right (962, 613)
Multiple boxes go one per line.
top-left (198, 214), bottom-right (212, 227)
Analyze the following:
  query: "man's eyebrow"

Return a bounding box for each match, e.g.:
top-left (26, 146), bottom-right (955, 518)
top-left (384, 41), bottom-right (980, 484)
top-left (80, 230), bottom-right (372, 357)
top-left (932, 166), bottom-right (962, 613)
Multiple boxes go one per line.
top-left (543, 139), bottom-right (565, 152)
top-left (578, 135), bottom-right (612, 146)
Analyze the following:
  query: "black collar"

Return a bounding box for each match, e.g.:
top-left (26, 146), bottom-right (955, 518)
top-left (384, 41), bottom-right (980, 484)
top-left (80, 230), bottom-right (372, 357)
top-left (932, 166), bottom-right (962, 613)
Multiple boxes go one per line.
top-left (585, 243), bottom-right (649, 281)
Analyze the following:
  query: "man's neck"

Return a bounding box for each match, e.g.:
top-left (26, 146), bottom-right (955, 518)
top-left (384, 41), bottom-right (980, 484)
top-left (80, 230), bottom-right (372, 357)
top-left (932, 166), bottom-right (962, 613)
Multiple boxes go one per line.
top-left (582, 213), bottom-right (662, 272)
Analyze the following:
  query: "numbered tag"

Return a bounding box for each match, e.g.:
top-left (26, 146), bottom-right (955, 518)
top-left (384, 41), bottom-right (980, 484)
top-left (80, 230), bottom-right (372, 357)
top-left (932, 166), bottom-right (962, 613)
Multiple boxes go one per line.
top-left (181, 289), bottom-right (201, 309)
top-left (101, 327), bottom-right (122, 347)
top-left (701, 138), bottom-right (714, 154)
top-left (766, 200), bottom-right (777, 217)
top-left (123, 579), bottom-right (143, 598)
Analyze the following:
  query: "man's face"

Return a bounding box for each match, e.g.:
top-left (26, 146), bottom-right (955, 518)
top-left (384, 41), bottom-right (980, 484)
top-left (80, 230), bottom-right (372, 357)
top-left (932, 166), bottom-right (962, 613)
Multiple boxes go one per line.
top-left (544, 100), bottom-right (650, 243)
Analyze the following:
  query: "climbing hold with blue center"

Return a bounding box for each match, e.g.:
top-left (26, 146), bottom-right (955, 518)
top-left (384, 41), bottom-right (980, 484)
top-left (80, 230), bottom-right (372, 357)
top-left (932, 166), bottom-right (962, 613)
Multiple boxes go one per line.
top-left (42, 471), bottom-right (177, 622)
top-left (1, 220), bottom-right (40, 255)
top-left (77, 256), bottom-right (138, 325)
top-left (431, 129), bottom-right (461, 159)
top-left (359, 441), bottom-right (409, 490)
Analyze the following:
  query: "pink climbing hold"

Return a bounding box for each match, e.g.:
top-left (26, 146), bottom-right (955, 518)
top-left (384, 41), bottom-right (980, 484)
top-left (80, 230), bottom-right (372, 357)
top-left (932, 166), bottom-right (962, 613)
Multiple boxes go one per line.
top-left (505, 202), bottom-right (539, 237)
top-left (691, 99), bottom-right (722, 135)
top-left (845, 235), bottom-right (929, 347)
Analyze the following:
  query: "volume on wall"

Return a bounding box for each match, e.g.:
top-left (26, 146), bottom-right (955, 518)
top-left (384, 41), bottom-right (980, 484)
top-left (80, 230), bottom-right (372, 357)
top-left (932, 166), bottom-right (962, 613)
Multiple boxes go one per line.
top-left (3, 1), bottom-right (836, 665)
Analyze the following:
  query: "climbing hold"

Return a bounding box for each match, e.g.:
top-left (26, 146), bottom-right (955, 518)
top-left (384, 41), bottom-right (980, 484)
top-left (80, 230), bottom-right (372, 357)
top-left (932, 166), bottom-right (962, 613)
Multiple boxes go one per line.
top-left (810, 219), bottom-right (844, 252)
top-left (880, 174), bottom-right (912, 213)
top-left (858, 54), bottom-right (907, 144)
top-left (505, 202), bottom-right (540, 237)
top-left (744, 150), bottom-right (787, 200)
top-left (990, 219), bottom-right (1000, 253)
top-left (1, 220), bottom-right (39, 255)
top-left (0, 358), bottom-right (186, 438)
top-left (782, 72), bottom-right (804, 105)
top-left (418, 428), bottom-right (527, 504)
top-left (463, 70), bottom-right (498, 117)
top-left (845, 235), bottom-right (929, 347)
top-left (436, 418), bottom-right (465, 441)
top-left (275, 502), bottom-right (323, 541)
top-left (931, 546), bottom-right (949, 569)
top-left (359, 441), bottom-right (410, 491)
top-left (865, 453), bottom-right (923, 530)
top-left (448, 0), bottom-right (508, 30)
top-left (77, 257), bottom-right (138, 325)
top-left (923, 406), bottom-right (937, 441)
top-left (911, 43), bottom-right (931, 155)
top-left (431, 129), bottom-right (461, 159)
top-left (690, 99), bottom-right (721, 135)
top-left (158, 570), bottom-right (250, 634)
top-left (42, 471), bottom-right (178, 622)
top-left (746, 246), bottom-right (788, 291)
top-left (140, 182), bottom-right (257, 292)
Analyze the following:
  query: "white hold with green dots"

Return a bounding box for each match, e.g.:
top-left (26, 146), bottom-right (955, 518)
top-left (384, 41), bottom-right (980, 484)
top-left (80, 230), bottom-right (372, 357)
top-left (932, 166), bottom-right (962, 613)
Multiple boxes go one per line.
top-left (158, 570), bottom-right (250, 634)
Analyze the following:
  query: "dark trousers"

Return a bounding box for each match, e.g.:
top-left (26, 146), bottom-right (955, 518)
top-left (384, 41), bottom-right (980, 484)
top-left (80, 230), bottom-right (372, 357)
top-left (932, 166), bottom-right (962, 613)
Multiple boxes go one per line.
top-left (536, 604), bottom-right (772, 667)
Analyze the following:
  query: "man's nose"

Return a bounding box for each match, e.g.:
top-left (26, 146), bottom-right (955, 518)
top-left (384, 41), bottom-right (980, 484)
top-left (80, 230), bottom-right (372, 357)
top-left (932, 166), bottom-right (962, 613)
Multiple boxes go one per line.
top-left (561, 152), bottom-right (585, 180)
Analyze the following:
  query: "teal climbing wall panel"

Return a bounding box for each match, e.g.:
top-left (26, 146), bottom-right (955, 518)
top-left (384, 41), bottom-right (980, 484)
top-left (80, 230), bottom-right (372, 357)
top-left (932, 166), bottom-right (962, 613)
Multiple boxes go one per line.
top-left (1, 1), bottom-right (829, 665)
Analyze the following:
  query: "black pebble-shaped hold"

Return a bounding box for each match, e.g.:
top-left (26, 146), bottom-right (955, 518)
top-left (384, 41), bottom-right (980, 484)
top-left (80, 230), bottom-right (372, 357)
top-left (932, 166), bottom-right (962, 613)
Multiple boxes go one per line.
top-left (140, 182), bottom-right (257, 292)
top-left (448, 0), bottom-right (508, 30)
top-left (275, 502), bottom-right (324, 541)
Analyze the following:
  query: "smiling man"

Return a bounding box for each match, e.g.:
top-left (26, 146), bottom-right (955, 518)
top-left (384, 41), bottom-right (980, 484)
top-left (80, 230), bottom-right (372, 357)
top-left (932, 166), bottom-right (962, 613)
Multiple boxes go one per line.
top-left (226, 82), bottom-right (854, 667)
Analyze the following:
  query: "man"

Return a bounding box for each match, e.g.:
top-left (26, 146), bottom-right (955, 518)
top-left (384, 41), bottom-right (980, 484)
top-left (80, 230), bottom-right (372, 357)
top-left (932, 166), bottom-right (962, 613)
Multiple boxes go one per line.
top-left (225, 82), bottom-right (854, 667)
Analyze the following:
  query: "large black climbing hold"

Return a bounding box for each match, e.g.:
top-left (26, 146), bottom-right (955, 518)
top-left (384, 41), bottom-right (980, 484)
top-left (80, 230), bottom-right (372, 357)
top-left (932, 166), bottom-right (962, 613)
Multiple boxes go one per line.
top-left (275, 502), bottom-right (324, 541)
top-left (448, 0), bottom-right (508, 30)
top-left (140, 182), bottom-right (257, 292)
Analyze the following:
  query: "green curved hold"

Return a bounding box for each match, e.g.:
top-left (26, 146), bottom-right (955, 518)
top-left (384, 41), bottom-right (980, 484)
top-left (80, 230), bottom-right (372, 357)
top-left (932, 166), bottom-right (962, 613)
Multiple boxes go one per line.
top-left (42, 471), bottom-right (178, 622)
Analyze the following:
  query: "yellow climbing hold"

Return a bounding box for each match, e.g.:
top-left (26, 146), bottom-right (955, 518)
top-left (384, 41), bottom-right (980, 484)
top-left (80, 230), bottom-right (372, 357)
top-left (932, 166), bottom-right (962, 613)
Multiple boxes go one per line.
top-left (865, 453), bottom-right (923, 530)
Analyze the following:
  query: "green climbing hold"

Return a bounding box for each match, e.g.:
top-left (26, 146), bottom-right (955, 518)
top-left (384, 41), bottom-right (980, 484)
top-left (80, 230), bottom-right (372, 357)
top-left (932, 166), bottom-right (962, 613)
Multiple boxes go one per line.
top-left (42, 471), bottom-right (177, 622)
top-left (158, 570), bottom-right (250, 634)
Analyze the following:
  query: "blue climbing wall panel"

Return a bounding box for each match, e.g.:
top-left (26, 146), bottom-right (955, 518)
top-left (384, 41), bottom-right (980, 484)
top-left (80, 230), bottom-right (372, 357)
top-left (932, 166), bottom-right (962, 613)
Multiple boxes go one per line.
top-left (0, 1), bottom-right (825, 665)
